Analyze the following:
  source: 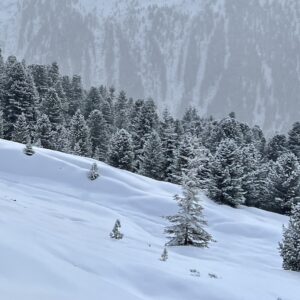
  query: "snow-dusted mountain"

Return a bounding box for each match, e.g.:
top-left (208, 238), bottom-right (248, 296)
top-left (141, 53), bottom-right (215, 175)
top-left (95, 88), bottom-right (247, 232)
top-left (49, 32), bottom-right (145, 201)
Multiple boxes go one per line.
top-left (1, 0), bottom-right (300, 133)
top-left (0, 138), bottom-right (298, 299)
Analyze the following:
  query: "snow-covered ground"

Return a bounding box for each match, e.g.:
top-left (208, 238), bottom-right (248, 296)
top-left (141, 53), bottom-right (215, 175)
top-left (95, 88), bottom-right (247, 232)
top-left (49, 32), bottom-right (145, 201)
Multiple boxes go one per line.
top-left (0, 139), bottom-right (298, 300)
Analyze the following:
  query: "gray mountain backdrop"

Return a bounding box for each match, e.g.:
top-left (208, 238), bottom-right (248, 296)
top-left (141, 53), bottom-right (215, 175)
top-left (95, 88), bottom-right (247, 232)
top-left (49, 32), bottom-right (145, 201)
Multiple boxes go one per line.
top-left (1, 0), bottom-right (299, 133)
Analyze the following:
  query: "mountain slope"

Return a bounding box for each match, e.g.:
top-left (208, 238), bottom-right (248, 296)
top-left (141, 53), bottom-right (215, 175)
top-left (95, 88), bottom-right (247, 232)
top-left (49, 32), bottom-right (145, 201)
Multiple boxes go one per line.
top-left (0, 139), bottom-right (298, 299)
top-left (1, 0), bottom-right (300, 133)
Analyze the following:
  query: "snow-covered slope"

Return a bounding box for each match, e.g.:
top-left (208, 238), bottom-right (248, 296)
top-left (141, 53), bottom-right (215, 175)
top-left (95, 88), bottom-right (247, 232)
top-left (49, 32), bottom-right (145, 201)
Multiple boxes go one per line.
top-left (0, 139), bottom-right (298, 299)
top-left (1, 0), bottom-right (300, 133)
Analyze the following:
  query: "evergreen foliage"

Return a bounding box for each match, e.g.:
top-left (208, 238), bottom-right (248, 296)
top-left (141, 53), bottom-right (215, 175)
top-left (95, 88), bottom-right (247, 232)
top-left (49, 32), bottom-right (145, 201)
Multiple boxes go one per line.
top-left (88, 163), bottom-right (99, 180)
top-left (165, 173), bottom-right (212, 247)
top-left (110, 219), bottom-right (124, 240)
top-left (279, 204), bottom-right (300, 271)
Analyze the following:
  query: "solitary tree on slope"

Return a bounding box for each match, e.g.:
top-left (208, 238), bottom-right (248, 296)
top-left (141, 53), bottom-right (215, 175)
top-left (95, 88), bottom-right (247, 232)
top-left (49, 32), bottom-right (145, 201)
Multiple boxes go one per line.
top-left (88, 163), bottom-right (99, 181)
top-left (110, 219), bottom-right (124, 240)
top-left (164, 173), bottom-right (212, 247)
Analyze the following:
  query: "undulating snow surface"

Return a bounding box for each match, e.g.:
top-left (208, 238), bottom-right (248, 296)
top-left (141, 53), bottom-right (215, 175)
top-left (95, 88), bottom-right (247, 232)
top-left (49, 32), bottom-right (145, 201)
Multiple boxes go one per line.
top-left (0, 139), bottom-right (298, 299)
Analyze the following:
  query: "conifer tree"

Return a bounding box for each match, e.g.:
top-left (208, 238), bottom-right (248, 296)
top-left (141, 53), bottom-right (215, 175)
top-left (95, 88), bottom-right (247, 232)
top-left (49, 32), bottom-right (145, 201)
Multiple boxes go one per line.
top-left (0, 111), bottom-right (4, 139)
top-left (12, 113), bottom-right (29, 144)
top-left (279, 204), bottom-right (300, 271)
top-left (69, 110), bottom-right (91, 157)
top-left (266, 134), bottom-right (288, 161)
top-left (160, 248), bottom-right (168, 261)
top-left (34, 114), bottom-right (54, 149)
top-left (187, 146), bottom-right (213, 195)
top-left (288, 122), bottom-right (300, 159)
top-left (139, 130), bottom-right (164, 180)
top-left (110, 219), bottom-right (124, 240)
top-left (88, 163), bottom-right (99, 180)
top-left (114, 90), bottom-right (128, 129)
top-left (88, 109), bottom-right (109, 160)
top-left (165, 173), bottom-right (212, 247)
top-left (85, 87), bottom-right (101, 118)
top-left (23, 140), bottom-right (35, 156)
top-left (210, 139), bottom-right (244, 207)
top-left (107, 129), bottom-right (134, 171)
top-left (69, 75), bottom-right (83, 116)
top-left (41, 88), bottom-right (63, 129)
top-left (268, 152), bottom-right (300, 214)
top-left (52, 124), bottom-right (70, 152)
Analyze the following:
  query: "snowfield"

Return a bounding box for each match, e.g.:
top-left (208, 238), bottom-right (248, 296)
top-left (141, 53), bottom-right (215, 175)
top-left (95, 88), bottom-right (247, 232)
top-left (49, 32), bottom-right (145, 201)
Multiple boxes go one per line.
top-left (0, 139), bottom-right (298, 300)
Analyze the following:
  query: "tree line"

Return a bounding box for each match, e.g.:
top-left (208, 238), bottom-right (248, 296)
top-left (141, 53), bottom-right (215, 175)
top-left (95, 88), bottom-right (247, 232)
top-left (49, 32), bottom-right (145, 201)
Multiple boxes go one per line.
top-left (1, 50), bottom-right (300, 216)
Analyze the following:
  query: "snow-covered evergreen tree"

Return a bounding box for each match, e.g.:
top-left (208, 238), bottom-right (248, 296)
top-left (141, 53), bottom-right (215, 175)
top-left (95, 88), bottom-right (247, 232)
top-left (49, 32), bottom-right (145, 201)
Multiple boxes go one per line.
top-left (266, 134), bottom-right (288, 161)
top-left (88, 163), bottom-right (99, 180)
top-left (88, 109), bottom-right (109, 160)
top-left (69, 110), bottom-right (91, 157)
top-left (110, 219), bottom-right (124, 240)
top-left (165, 173), bottom-right (212, 247)
top-left (268, 152), bottom-right (300, 214)
top-left (12, 113), bottom-right (29, 144)
top-left (85, 86), bottom-right (101, 118)
top-left (279, 203), bottom-right (300, 271)
top-left (288, 122), bottom-right (300, 159)
top-left (187, 146), bottom-right (213, 194)
top-left (107, 129), bottom-right (134, 171)
top-left (160, 248), bottom-right (168, 261)
top-left (34, 114), bottom-right (54, 149)
top-left (114, 90), bottom-right (128, 129)
top-left (139, 130), bottom-right (164, 180)
top-left (210, 139), bottom-right (244, 207)
top-left (23, 140), bottom-right (35, 156)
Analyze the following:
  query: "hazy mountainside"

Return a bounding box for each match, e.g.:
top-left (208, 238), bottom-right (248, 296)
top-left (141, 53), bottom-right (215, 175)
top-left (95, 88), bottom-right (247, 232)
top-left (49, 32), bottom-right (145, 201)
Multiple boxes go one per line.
top-left (0, 138), bottom-right (298, 300)
top-left (1, 0), bottom-right (300, 133)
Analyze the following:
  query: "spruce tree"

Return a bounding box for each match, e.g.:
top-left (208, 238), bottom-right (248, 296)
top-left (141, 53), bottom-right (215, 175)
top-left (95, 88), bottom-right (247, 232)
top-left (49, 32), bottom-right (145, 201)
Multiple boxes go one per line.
top-left (69, 75), bottom-right (83, 116)
top-left (210, 139), bottom-right (244, 207)
top-left (114, 90), bottom-right (128, 129)
top-left (268, 152), bottom-right (300, 214)
top-left (139, 130), bottom-right (164, 180)
top-left (23, 140), bottom-right (35, 156)
top-left (88, 109), bottom-right (109, 160)
top-left (107, 129), bottom-right (134, 171)
top-left (288, 122), bottom-right (300, 159)
top-left (69, 110), bottom-right (91, 157)
top-left (187, 146), bottom-right (213, 195)
top-left (88, 163), bottom-right (99, 180)
top-left (110, 219), bottom-right (124, 240)
top-left (160, 248), bottom-right (168, 261)
top-left (85, 87), bottom-right (101, 118)
top-left (279, 204), bottom-right (300, 271)
top-left (165, 173), bottom-right (212, 247)
top-left (266, 134), bottom-right (288, 161)
top-left (34, 114), bottom-right (54, 149)
top-left (12, 113), bottom-right (29, 144)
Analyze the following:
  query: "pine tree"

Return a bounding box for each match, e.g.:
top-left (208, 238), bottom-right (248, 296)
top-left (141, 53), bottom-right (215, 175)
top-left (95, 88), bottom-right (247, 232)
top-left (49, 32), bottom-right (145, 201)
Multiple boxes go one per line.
top-left (210, 139), bottom-right (244, 207)
top-left (69, 75), bottom-right (83, 116)
top-left (187, 146), bottom-right (213, 194)
top-left (107, 129), bottom-right (134, 171)
top-left (288, 122), bottom-right (300, 159)
top-left (85, 87), bottom-right (101, 118)
top-left (88, 163), bottom-right (99, 180)
top-left (12, 113), bottom-right (29, 143)
top-left (160, 109), bottom-right (178, 182)
top-left (114, 90), bottom-right (128, 129)
top-left (279, 204), bottom-right (300, 271)
top-left (34, 114), bottom-right (54, 149)
top-left (172, 134), bottom-right (197, 183)
top-left (51, 124), bottom-right (70, 152)
top-left (160, 248), bottom-right (168, 261)
top-left (268, 152), bottom-right (300, 214)
top-left (110, 219), bottom-right (124, 240)
top-left (88, 109), bottom-right (109, 160)
top-left (165, 173), bottom-right (212, 247)
top-left (139, 130), bottom-right (164, 180)
top-left (23, 140), bottom-right (35, 156)
top-left (266, 134), bottom-right (288, 161)
top-left (69, 110), bottom-right (91, 157)
top-left (41, 88), bottom-right (63, 129)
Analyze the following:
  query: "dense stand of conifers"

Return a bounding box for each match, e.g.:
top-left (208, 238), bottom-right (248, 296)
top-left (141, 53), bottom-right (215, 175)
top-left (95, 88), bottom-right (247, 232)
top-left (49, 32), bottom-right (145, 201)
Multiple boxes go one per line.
top-left (0, 50), bottom-right (299, 270)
